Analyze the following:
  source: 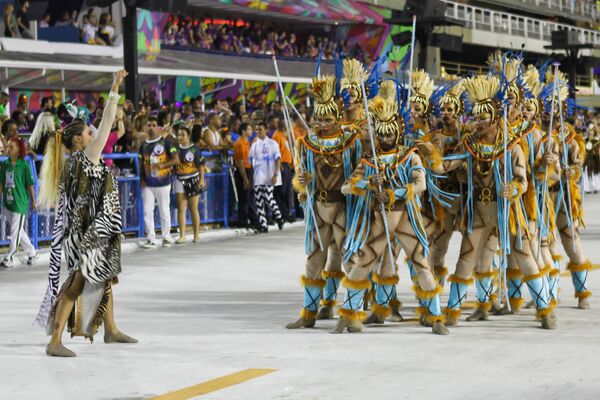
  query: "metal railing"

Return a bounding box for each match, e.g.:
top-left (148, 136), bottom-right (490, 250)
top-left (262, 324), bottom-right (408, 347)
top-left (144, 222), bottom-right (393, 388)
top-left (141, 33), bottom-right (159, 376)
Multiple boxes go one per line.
top-left (440, 60), bottom-right (593, 87)
top-left (443, 0), bottom-right (600, 45)
top-left (488, 0), bottom-right (600, 21)
top-left (0, 152), bottom-right (230, 248)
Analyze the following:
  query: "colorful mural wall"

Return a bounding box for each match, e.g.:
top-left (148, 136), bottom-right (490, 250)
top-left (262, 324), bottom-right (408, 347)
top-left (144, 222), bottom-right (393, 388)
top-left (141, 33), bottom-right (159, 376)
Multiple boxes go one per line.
top-left (173, 77), bottom-right (308, 109)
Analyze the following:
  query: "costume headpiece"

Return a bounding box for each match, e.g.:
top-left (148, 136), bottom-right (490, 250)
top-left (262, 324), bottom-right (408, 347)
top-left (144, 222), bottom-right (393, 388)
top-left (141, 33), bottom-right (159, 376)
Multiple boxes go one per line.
top-left (487, 50), bottom-right (523, 102)
top-left (463, 75), bottom-right (501, 122)
top-left (522, 65), bottom-right (544, 120)
top-left (540, 67), bottom-right (574, 117)
top-left (378, 80), bottom-right (397, 102)
top-left (371, 95), bottom-right (405, 144)
top-left (341, 58), bottom-right (369, 103)
top-left (311, 75), bottom-right (340, 119)
top-left (409, 70), bottom-right (434, 117)
top-left (439, 75), bottom-right (465, 115)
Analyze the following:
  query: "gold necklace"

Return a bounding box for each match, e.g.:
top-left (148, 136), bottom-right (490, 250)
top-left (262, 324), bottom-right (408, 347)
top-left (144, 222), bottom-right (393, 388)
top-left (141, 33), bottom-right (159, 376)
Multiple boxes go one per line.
top-left (317, 135), bottom-right (343, 168)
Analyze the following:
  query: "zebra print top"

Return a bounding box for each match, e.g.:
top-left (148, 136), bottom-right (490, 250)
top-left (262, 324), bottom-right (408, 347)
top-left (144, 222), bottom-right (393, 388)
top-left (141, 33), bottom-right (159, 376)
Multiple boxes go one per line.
top-left (35, 151), bottom-right (122, 328)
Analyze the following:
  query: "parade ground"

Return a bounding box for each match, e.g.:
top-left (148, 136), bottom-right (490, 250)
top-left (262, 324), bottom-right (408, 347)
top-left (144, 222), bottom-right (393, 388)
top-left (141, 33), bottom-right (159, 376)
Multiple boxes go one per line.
top-left (2, 197), bottom-right (600, 400)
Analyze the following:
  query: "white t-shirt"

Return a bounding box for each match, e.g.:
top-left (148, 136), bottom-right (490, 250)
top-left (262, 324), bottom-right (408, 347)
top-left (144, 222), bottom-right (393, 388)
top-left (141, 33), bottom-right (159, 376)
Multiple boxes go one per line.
top-left (249, 136), bottom-right (282, 187)
top-left (82, 23), bottom-right (96, 42)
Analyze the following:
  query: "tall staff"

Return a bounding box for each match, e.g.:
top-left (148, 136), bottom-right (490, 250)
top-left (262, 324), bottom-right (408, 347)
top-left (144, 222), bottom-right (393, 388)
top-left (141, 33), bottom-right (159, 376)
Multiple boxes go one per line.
top-left (404, 15), bottom-right (417, 146)
top-left (500, 102), bottom-right (511, 309)
top-left (272, 56), bottom-right (324, 252)
top-left (554, 63), bottom-right (576, 253)
top-left (537, 64), bottom-right (558, 257)
top-left (360, 79), bottom-right (395, 265)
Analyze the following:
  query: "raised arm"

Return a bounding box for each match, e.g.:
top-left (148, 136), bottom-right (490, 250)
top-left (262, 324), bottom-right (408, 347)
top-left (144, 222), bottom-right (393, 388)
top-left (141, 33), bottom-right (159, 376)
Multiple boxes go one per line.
top-left (84, 70), bottom-right (128, 164)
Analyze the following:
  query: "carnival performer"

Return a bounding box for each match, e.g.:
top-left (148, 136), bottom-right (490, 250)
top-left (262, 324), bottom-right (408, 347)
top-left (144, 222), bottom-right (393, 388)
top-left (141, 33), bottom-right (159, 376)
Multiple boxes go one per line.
top-left (286, 74), bottom-right (362, 329)
top-left (420, 75), bottom-right (471, 287)
top-left (493, 62), bottom-right (561, 315)
top-left (406, 70), bottom-right (434, 147)
top-left (339, 93), bottom-right (449, 335)
top-left (473, 54), bottom-right (543, 317)
top-left (314, 58), bottom-right (368, 321)
top-left (423, 74), bottom-right (556, 329)
top-left (543, 70), bottom-right (593, 310)
top-left (35, 70), bottom-right (137, 357)
top-left (582, 114), bottom-right (600, 193)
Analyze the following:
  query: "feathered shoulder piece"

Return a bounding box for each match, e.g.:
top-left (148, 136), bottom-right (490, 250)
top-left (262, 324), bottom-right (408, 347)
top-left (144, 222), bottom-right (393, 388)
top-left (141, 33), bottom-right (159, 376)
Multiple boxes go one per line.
top-left (311, 75), bottom-right (339, 118)
top-left (464, 75), bottom-right (501, 121)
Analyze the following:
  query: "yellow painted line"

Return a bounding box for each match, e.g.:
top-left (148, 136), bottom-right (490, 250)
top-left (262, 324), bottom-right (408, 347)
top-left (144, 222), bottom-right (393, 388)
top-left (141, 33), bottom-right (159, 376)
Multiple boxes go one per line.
top-left (559, 263), bottom-right (600, 277)
top-left (150, 368), bottom-right (277, 400)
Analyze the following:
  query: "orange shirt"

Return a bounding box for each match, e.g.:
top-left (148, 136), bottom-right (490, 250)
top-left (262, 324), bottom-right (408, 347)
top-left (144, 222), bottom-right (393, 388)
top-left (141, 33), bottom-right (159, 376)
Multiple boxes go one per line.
top-left (233, 136), bottom-right (251, 169)
top-left (272, 130), bottom-right (292, 165)
top-left (293, 125), bottom-right (308, 141)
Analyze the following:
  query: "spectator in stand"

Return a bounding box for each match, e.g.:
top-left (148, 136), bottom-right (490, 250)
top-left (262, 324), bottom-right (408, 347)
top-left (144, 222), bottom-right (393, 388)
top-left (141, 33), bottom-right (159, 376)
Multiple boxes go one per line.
top-left (0, 138), bottom-right (37, 268)
top-left (98, 13), bottom-right (117, 46)
top-left (271, 118), bottom-right (295, 222)
top-left (82, 9), bottom-right (106, 45)
top-left (55, 11), bottom-right (72, 27)
top-left (292, 113), bottom-right (308, 141)
top-left (97, 105), bottom-right (127, 169)
top-left (249, 121), bottom-right (284, 233)
top-left (11, 111), bottom-right (29, 133)
top-left (15, 94), bottom-right (33, 128)
top-left (240, 112), bottom-right (250, 124)
top-left (233, 122), bottom-right (258, 230)
top-left (139, 116), bottom-right (179, 248)
top-left (228, 117), bottom-right (241, 143)
top-left (202, 113), bottom-right (227, 151)
top-left (175, 24), bottom-right (188, 46)
top-left (1, 118), bottom-right (18, 152)
top-left (39, 13), bottom-right (51, 28)
top-left (162, 22), bottom-right (176, 45)
top-left (29, 96), bottom-right (57, 159)
top-left (181, 102), bottom-right (194, 121)
top-left (4, 3), bottom-right (18, 38)
top-left (174, 125), bottom-right (205, 243)
top-left (1, 92), bottom-right (9, 117)
top-left (16, 1), bottom-right (32, 39)
top-left (71, 10), bottom-right (80, 28)
top-left (305, 35), bottom-right (318, 58)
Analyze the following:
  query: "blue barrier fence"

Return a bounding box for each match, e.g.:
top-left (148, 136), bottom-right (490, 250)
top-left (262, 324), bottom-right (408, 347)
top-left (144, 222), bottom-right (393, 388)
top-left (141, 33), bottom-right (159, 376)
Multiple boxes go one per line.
top-left (0, 152), bottom-right (230, 248)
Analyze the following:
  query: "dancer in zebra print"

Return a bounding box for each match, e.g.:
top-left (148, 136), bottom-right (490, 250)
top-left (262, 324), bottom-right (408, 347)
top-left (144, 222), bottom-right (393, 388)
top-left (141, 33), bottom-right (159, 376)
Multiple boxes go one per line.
top-left (35, 70), bottom-right (137, 357)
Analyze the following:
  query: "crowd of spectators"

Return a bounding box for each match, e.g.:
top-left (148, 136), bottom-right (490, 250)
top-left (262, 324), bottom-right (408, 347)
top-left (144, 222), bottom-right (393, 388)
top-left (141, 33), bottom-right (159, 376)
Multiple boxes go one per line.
top-left (0, 91), bottom-right (312, 241)
top-left (162, 16), bottom-right (368, 62)
top-left (2, 2), bottom-right (117, 46)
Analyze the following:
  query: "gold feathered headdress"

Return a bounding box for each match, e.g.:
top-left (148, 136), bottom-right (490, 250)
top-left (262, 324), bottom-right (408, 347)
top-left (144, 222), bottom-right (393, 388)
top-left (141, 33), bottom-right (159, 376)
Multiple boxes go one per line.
top-left (545, 68), bottom-right (569, 103)
top-left (310, 75), bottom-right (339, 118)
top-left (340, 58), bottom-right (368, 103)
top-left (378, 80), bottom-right (397, 102)
top-left (439, 75), bottom-right (465, 115)
top-left (463, 75), bottom-right (501, 122)
top-left (523, 65), bottom-right (544, 119)
top-left (370, 96), bottom-right (405, 142)
top-left (410, 70), bottom-right (434, 116)
top-left (487, 51), bottom-right (523, 101)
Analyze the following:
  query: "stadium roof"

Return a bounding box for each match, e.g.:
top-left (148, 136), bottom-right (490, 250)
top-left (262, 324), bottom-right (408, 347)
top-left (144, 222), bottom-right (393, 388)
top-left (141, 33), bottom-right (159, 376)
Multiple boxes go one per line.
top-left (0, 39), bottom-right (334, 90)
